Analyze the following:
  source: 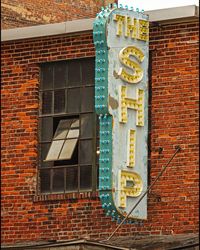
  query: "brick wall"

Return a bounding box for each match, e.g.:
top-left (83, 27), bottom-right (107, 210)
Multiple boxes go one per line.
top-left (1, 21), bottom-right (199, 245)
top-left (1, 0), bottom-right (117, 29)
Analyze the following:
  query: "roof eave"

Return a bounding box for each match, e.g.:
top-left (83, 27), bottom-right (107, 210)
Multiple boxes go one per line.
top-left (1, 5), bottom-right (199, 42)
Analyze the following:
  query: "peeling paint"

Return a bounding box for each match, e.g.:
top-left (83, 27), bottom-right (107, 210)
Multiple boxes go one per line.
top-left (109, 95), bottom-right (119, 110)
top-left (113, 70), bottom-right (119, 79)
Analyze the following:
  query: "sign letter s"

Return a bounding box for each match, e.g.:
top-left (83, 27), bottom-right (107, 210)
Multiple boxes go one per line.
top-left (118, 46), bottom-right (144, 84)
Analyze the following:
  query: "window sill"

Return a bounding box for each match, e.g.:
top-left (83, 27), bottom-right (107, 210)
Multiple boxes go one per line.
top-left (33, 191), bottom-right (99, 202)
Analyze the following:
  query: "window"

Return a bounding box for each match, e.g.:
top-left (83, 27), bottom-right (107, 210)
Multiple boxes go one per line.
top-left (45, 119), bottom-right (79, 161)
top-left (39, 58), bottom-right (98, 193)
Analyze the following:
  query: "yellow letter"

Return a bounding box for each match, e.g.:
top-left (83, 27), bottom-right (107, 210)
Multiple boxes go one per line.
top-left (138, 19), bottom-right (149, 41)
top-left (125, 16), bottom-right (137, 38)
top-left (127, 129), bottom-right (136, 167)
top-left (119, 86), bottom-right (144, 126)
top-left (113, 14), bottom-right (125, 36)
top-left (119, 170), bottom-right (143, 208)
top-left (118, 46), bottom-right (144, 83)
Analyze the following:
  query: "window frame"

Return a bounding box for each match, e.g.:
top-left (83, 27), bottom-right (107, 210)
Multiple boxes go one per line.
top-left (38, 58), bottom-right (98, 194)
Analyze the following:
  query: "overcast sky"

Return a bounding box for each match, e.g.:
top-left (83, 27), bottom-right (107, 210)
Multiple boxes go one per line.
top-left (118, 0), bottom-right (199, 11)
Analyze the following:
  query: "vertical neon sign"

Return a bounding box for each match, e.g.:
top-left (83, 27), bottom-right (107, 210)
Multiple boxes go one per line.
top-left (93, 6), bottom-right (149, 222)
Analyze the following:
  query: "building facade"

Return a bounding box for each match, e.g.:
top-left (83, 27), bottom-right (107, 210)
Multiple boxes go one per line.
top-left (1, 0), bottom-right (110, 29)
top-left (1, 2), bottom-right (199, 248)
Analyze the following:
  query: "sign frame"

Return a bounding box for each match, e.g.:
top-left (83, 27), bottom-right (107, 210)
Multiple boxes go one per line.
top-left (93, 5), bottom-right (149, 222)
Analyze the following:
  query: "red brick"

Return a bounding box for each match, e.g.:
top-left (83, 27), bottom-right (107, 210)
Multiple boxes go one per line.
top-left (1, 19), bottom-right (199, 245)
